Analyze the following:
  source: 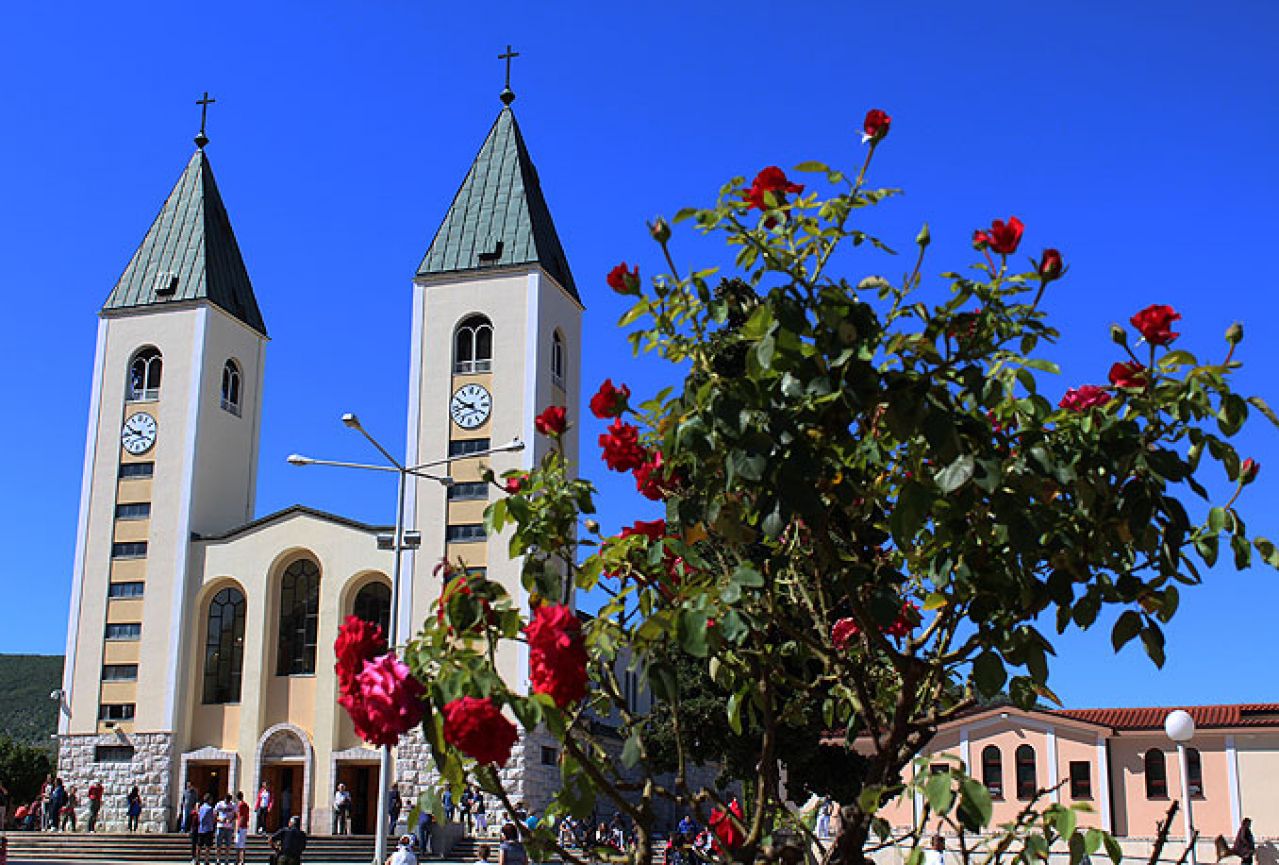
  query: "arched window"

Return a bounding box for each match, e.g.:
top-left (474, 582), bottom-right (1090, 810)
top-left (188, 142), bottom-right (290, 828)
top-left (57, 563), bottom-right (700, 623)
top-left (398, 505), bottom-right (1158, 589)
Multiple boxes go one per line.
top-left (128, 348), bottom-right (163, 401)
top-left (454, 315), bottom-right (493, 374)
top-left (982, 746), bottom-right (1004, 799)
top-left (1144, 748), bottom-right (1168, 798)
top-left (353, 582), bottom-right (391, 635)
top-left (277, 558), bottom-right (320, 675)
top-left (1186, 747), bottom-right (1203, 797)
top-left (202, 587), bottom-right (246, 704)
top-left (551, 331), bottom-right (565, 388)
top-left (221, 361), bottom-right (242, 415)
top-left (1015, 744), bottom-right (1037, 800)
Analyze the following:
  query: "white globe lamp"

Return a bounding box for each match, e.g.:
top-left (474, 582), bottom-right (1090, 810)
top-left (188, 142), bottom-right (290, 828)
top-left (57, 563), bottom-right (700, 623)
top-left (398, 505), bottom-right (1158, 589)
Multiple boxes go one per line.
top-left (1165, 709), bottom-right (1195, 743)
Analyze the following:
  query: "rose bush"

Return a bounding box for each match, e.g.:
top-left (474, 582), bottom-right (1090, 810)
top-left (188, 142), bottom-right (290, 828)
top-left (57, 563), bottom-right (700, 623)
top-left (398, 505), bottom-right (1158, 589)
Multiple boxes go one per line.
top-left (341, 108), bottom-right (1278, 865)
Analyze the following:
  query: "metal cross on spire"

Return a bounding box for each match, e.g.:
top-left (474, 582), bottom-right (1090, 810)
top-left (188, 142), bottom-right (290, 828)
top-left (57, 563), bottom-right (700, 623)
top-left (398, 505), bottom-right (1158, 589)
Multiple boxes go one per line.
top-left (195, 91), bottom-right (216, 149)
top-left (498, 45), bottom-right (519, 105)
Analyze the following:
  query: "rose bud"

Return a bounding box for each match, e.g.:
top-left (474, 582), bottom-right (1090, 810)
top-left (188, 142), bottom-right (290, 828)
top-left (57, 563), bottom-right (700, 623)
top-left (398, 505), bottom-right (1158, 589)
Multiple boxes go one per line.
top-left (972, 230), bottom-right (991, 251)
top-left (1110, 323), bottom-right (1129, 346)
top-left (1241, 458), bottom-right (1260, 485)
top-left (1038, 249), bottom-right (1064, 283)
top-left (862, 108), bottom-right (892, 144)
top-left (606, 263), bottom-right (641, 295)
top-left (649, 217), bottom-right (671, 245)
top-left (1226, 322), bottom-right (1243, 346)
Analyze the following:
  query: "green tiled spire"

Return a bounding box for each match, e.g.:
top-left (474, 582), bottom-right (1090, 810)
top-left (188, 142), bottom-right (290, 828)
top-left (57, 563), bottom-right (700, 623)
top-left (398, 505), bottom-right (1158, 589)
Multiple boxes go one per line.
top-left (417, 107), bottom-right (579, 304)
top-left (103, 148), bottom-right (267, 335)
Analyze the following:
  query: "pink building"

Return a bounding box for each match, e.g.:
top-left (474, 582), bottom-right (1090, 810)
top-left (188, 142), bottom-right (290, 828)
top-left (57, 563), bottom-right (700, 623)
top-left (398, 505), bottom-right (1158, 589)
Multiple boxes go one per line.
top-left (876, 703), bottom-right (1279, 842)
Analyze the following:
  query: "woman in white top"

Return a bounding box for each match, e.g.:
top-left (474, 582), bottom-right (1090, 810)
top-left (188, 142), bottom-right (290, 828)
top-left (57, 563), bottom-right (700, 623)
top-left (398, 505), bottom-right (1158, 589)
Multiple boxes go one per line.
top-left (387, 834), bottom-right (418, 865)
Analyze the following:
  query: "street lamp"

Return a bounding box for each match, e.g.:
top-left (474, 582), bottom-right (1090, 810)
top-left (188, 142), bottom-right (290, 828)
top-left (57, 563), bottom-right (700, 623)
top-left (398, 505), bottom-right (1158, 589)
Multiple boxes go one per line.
top-left (1165, 709), bottom-right (1197, 865)
top-left (289, 417), bottom-right (524, 864)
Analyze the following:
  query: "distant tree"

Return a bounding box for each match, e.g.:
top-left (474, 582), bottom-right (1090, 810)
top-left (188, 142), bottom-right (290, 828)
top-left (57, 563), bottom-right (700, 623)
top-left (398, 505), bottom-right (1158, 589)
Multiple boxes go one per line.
top-left (0, 735), bottom-right (53, 805)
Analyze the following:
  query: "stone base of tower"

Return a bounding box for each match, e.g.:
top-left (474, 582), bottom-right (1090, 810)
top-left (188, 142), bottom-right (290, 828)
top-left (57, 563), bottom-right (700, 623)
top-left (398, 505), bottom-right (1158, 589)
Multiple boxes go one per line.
top-left (57, 732), bottom-right (175, 833)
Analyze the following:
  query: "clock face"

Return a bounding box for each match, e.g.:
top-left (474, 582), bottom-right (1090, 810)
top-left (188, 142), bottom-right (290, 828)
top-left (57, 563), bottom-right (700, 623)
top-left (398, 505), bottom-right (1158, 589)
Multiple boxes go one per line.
top-left (121, 412), bottom-right (158, 455)
top-left (450, 384), bottom-right (492, 430)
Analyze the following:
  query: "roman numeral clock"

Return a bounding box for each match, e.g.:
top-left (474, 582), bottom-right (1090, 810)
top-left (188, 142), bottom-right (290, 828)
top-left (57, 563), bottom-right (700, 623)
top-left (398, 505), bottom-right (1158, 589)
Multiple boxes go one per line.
top-left (449, 383), bottom-right (492, 430)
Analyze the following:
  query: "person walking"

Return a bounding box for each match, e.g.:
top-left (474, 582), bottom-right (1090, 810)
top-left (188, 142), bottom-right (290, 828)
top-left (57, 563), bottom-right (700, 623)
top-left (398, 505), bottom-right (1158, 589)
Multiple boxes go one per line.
top-left (472, 791), bottom-right (487, 837)
top-left (86, 780), bottom-right (103, 832)
top-left (460, 788), bottom-right (474, 834)
top-left (193, 794), bottom-right (216, 865)
top-left (59, 785), bottom-right (79, 831)
top-left (416, 808), bottom-right (435, 856)
top-left (497, 823), bottom-right (528, 865)
top-left (442, 788), bottom-right (454, 824)
top-left (214, 794), bottom-right (236, 865)
top-left (40, 774), bottom-right (54, 831)
top-left (126, 785), bottom-right (143, 832)
top-left (1233, 818), bottom-right (1256, 865)
top-left (333, 783), bottom-right (352, 835)
top-left (387, 786), bottom-right (403, 836)
top-left (47, 779), bottom-right (67, 832)
top-left (254, 782), bottom-right (271, 834)
top-left (180, 781), bottom-right (199, 833)
top-left (269, 815), bottom-right (308, 865)
top-left (234, 792), bottom-right (251, 865)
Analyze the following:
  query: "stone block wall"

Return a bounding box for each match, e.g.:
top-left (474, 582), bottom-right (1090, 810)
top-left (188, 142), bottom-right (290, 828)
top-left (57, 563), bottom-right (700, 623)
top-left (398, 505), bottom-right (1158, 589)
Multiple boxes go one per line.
top-left (57, 732), bottom-right (174, 832)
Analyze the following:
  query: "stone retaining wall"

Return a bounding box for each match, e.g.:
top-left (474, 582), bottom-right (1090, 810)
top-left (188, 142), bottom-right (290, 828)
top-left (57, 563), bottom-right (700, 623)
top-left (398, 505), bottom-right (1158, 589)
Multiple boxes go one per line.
top-left (56, 732), bottom-right (174, 832)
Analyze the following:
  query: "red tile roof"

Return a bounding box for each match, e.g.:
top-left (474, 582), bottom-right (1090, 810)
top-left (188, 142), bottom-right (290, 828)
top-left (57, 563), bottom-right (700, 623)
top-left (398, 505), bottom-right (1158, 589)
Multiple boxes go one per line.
top-left (1055, 704), bottom-right (1279, 731)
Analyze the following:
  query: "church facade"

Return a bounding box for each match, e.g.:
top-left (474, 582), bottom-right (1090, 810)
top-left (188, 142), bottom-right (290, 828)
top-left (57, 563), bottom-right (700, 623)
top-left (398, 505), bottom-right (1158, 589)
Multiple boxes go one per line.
top-left (57, 93), bottom-right (582, 833)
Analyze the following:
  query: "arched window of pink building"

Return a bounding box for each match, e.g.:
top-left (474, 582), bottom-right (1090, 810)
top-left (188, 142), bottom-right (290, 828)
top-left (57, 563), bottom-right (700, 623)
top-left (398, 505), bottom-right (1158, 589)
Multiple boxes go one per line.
top-left (1186, 747), bottom-right (1204, 797)
top-left (1144, 748), bottom-right (1168, 798)
top-left (981, 746), bottom-right (1003, 799)
top-left (1015, 744), bottom-right (1036, 800)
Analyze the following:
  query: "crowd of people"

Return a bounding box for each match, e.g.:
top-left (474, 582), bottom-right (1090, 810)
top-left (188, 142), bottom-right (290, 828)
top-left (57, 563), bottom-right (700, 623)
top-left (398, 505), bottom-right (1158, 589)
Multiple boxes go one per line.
top-left (1, 774), bottom-right (120, 833)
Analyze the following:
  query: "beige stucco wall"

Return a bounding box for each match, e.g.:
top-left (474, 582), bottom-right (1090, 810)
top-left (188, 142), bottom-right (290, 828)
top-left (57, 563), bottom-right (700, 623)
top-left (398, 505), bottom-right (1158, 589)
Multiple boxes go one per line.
top-left (1236, 732), bottom-right (1279, 837)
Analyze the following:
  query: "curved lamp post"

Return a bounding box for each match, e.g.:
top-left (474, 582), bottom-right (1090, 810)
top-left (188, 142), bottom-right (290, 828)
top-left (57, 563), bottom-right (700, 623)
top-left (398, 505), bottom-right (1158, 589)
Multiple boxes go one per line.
top-left (290, 414), bottom-right (524, 864)
top-left (1165, 709), bottom-right (1197, 865)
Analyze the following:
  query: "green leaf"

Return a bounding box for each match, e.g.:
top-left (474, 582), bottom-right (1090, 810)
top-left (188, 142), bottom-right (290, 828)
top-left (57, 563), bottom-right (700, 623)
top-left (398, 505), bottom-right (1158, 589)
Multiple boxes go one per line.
top-left (1069, 832), bottom-right (1086, 865)
top-left (727, 687), bottom-right (749, 736)
top-left (1103, 832), bottom-right (1124, 865)
top-left (924, 771), bottom-right (955, 815)
top-left (972, 652), bottom-right (1007, 698)
top-left (957, 778), bottom-right (993, 831)
top-left (1140, 625), bottom-right (1167, 668)
top-left (1247, 396), bottom-right (1279, 428)
top-left (1111, 611), bottom-right (1142, 651)
top-left (1255, 537), bottom-right (1279, 568)
top-left (1208, 507), bottom-right (1229, 534)
top-left (621, 731), bottom-right (642, 769)
top-left (1055, 806), bottom-right (1077, 840)
top-left (935, 455), bottom-right (975, 493)
top-left (891, 481), bottom-right (933, 548)
top-left (794, 160), bottom-right (830, 173)
top-left (1085, 829), bottom-right (1105, 855)
top-left (732, 564), bottom-right (765, 588)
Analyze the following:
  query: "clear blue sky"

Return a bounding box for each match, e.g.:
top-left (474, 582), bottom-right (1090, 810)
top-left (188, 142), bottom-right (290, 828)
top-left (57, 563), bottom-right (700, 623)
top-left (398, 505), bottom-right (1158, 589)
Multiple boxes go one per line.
top-left (1, 1), bottom-right (1276, 710)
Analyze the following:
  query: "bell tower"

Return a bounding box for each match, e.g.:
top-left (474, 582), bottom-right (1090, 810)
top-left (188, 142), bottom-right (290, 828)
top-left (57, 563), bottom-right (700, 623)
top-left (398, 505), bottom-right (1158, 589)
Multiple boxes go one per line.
top-left (402, 85), bottom-right (583, 686)
top-left (59, 119), bottom-right (267, 829)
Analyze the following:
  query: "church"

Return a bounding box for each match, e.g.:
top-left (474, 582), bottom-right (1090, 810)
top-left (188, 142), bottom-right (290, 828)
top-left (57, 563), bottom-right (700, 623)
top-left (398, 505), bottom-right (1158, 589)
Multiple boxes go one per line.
top-left (56, 82), bottom-right (583, 834)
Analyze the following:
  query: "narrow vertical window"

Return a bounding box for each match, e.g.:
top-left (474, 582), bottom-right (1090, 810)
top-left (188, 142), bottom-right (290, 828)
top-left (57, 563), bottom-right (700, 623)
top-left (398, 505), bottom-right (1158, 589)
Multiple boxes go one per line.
top-left (203, 587), bottom-right (246, 704)
top-left (1144, 748), bottom-right (1168, 798)
top-left (128, 348), bottom-right (163, 401)
top-left (1015, 744), bottom-right (1037, 800)
top-left (1069, 761), bottom-right (1092, 799)
top-left (277, 558), bottom-right (320, 675)
top-left (1186, 747), bottom-right (1203, 797)
top-left (982, 746), bottom-right (1004, 799)
top-left (221, 360), bottom-right (242, 415)
top-left (551, 330), bottom-right (565, 388)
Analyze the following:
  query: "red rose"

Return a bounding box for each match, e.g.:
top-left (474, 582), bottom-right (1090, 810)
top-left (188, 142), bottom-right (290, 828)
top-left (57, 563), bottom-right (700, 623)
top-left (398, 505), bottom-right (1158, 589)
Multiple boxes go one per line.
top-left (1038, 249), bottom-right (1064, 282)
top-left (1241, 458), bottom-right (1261, 485)
top-left (620, 519), bottom-right (667, 542)
top-left (972, 230), bottom-right (992, 251)
top-left (1059, 385), bottom-right (1113, 412)
top-left (634, 450), bottom-right (671, 501)
top-left (599, 419), bottom-right (648, 472)
top-left (525, 604), bottom-right (589, 709)
top-left (709, 799), bottom-right (745, 852)
top-left (743, 166), bottom-right (804, 212)
top-left (589, 379), bottom-right (631, 419)
top-left (535, 405), bottom-right (567, 437)
top-left (338, 652), bottom-right (425, 747)
top-left (503, 475), bottom-right (525, 494)
top-left (1108, 361), bottom-right (1146, 389)
top-left (862, 108), bottom-right (891, 143)
top-left (884, 602), bottom-right (920, 639)
top-left (981, 217), bottom-right (1024, 255)
top-left (334, 615), bottom-right (387, 695)
top-left (442, 696), bottom-right (519, 766)
top-left (1130, 304), bottom-right (1182, 347)
top-left (607, 263), bottom-right (640, 295)
top-left (832, 617), bottom-right (860, 650)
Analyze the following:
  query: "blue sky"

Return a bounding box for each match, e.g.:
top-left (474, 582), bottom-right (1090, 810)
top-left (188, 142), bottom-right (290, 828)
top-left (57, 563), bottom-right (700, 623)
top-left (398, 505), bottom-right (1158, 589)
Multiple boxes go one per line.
top-left (1, 1), bottom-right (1276, 710)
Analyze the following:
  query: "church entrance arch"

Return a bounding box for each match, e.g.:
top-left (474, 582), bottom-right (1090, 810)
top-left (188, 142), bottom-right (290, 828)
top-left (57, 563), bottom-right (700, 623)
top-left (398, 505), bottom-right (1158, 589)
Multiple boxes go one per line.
top-left (254, 724), bottom-right (313, 832)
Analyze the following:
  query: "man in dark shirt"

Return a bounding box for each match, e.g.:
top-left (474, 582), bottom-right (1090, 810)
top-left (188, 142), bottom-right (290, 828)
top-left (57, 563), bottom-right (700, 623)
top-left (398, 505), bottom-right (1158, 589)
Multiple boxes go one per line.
top-left (270, 815), bottom-right (308, 865)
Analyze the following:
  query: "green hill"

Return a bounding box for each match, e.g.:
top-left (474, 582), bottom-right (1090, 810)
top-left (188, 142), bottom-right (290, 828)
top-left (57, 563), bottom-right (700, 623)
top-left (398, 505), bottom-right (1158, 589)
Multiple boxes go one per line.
top-left (0, 654), bottom-right (64, 750)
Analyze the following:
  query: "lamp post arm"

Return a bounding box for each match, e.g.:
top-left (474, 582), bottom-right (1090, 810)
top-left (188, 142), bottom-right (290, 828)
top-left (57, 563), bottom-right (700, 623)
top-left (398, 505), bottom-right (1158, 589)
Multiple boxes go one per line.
top-left (356, 426), bottom-right (404, 471)
top-left (407, 438), bottom-right (524, 473)
top-left (292, 458), bottom-right (400, 473)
